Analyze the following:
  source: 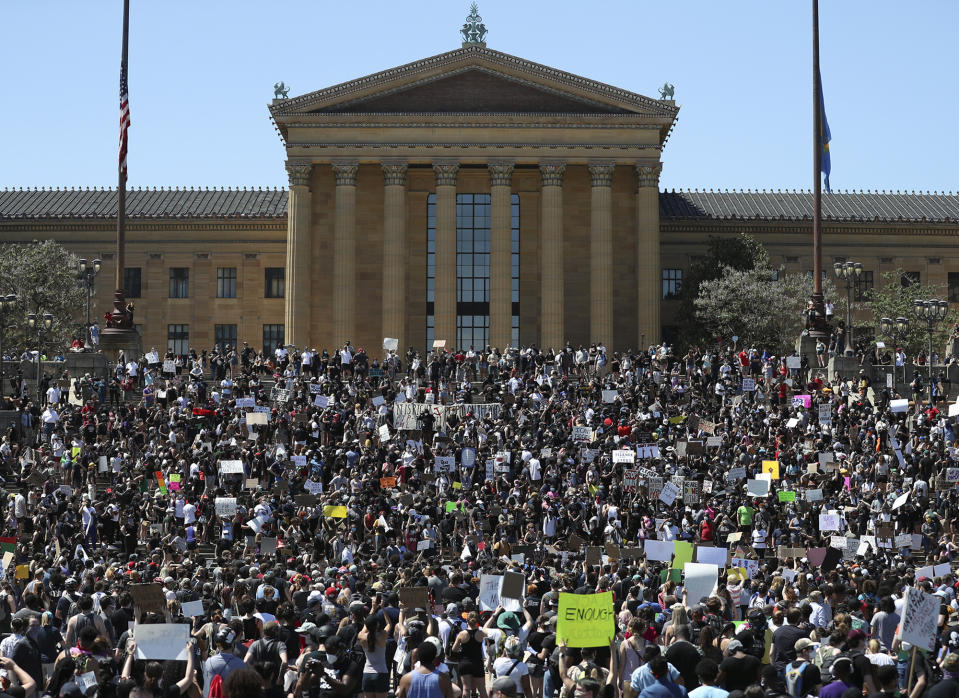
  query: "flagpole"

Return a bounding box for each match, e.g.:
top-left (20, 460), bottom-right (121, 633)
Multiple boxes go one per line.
top-left (809, 0), bottom-right (826, 337)
top-left (112, 0), bottom-right (130, 327)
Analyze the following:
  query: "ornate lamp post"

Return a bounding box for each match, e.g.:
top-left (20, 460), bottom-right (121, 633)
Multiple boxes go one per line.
top-left (912, 298), bottom-right (949, 404)
top-left (27, 312), bottom-right (53, 404)
top-left (833, 261), bottom-right (862, 355)
top-left (77, 258), bottom-right (101, 330)
top-left (0, 294), bottom-right (16, 400)
top-left (879, 316), bottom-right (910, 385)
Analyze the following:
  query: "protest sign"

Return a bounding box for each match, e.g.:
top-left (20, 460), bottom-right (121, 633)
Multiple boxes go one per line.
top-left (659, 481), bottom-right (680, 506)
top-left (380, 477), bottom-right (396, 489)
top-left (778, 491), bottom-right (796, 502)
top-left (601, 390), bottom-right (618, 404)
top-left (398, 587), bottom-right (430, 609)
top-left (162, 360), bottom-right (176, 374)
top-left (806, 488), bottom-right (823, 502)
top-left (479, 574), bottom-right (503, 611)
top-left (683, 480), bottom-right (700, 504)
top-left (261, 537), bottom-right (277, 555)
top-left (323, 506), bottom-right (347, 519)
top-left (214, 498), bottom-right (237, 517)
top-left (181, 600), bottom-right (205, 617)
top-left (684, 563), bottom-right (718, 605)
top-left (246, 412), bottom-right (268, 426)
top-left (761, 460), bottom-right (780, 479)
top-left (461, 448), bottom-right (476, 467)
top-left (219, 460), bottom-right (244, 474)
top-left (741, 378), bottom-right (756, 392)
top-left (727, 467), bottom-right (746, 481)
top-left (891, 399), bottom-right (909, 413)
top-left (556, 592), bottom-right (615, 648)
top-left (572, 426), bottom-right (592, 442)
top-left (378, 424), bottom-right (391, 442)
top-left (623, 469), bottom-right (640, 492)
top-left (304, 480), bottom-right (324, 494)
top-left (129, 584), bottom-right (167, 613)
top-left (819, 514), bottom-right (840, 531)
top-left (746, 479), bottom-right (770, 497)
top-left (435, 456), bottom-right (455, 472)
top-left (901, 586), bottom-right (940, 651)
top-left (792, 394), bottom-right (812, 408)
top-left (383, 337), bottom-right (399, 351)
top-left (892, 492), bottom-right (910, 510)
top-left (819, 403), bottom-right (832, 424)
top-left (696, 546), bottom-right (729, 567)
top-left (612, 449), bottom-right (635, 464)
top-left (673, 541), bottom-right (694, 570)
top-left (644, 539), bottom-right (673, 563)
top-left (134, 623), bottom-right (189, 660)
top-left (315, 395), bottom-right (330, 408)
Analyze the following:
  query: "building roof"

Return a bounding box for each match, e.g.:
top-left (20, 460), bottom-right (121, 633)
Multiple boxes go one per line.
top-left (660, 189), bottom-right (959, 223)
top-left (0, 187), bottom-right (287, 220)
top-left (2, 187), bottom-right (958, 224)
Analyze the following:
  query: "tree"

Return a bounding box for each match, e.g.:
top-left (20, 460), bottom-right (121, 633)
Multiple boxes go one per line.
top-left (677, 233), bottom-right (771, 348)
top-left (0, 240), bottom-right (86, 352)
top-left (867, 269), bottom-right (958, 359)
top-left (694, 266), bottom-right (840, 354)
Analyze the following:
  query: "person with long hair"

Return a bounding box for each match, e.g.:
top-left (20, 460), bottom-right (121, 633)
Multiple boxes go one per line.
top-left (451, 611), bottom-right (488, 698)
top-left (358, 610), bottom-right (394, 698)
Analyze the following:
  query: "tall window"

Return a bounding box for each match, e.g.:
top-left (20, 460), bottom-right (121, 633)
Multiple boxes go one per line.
top-left (263, 324), bottom-right (284, 355)
top-left (426, 193), bottom-right (519, 350)
top-left (950, 273), bottom-right (959, 303)
top-left (265, 268), bottom-right (285, 298)
top-left (169, 268), bottom-right (189, 298)
top-left (854, 270), bottom-right (874, 302)
top-left (216, 267), bottom-right (237, 298)
top-left (901, 271), bottom-right (921, 288)
top-left (214, 324), bottom-right (237, 349)
top-left (662, 269), bottom-right (683, 300)
top-left (167, 324), bottom-right (189, 355)
top-left (124, 267), bottom-right (141, 298)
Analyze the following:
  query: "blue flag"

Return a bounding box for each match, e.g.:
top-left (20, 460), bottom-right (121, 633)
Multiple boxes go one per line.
top-left (818, 69), bottom-right (832, 193)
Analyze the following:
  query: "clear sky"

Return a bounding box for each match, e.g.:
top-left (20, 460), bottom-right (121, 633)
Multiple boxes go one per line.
top-left (2, 0), bottom-right (956, 194)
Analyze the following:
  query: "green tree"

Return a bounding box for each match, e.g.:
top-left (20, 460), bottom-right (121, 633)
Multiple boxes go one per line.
top-left (677, 233), bottom-right (771, 347)
top-left (694, 266), bottom-right (840, 354)
top-left (0, 240), bottom-right (86, 352)
top-left (867, 269), bottom-right (957, 359)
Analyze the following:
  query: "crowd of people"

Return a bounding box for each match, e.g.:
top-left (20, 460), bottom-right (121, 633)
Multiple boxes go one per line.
top-left (0, 338), bottom-right (957, 698)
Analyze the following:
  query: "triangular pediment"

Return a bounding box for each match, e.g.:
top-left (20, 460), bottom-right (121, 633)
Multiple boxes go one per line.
top-left (270, 45), bottom-right (677, 120)
top-left (315, 67), bottom-right (629, 114)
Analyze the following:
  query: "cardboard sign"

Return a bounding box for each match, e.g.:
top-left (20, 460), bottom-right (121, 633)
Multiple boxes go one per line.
top-left (746, 479), bottom-right (770, 497)
top-left (181, 600), bottom-right (205, 617)
top-left (245, 479), bottom-right (260, 491)
top-left (246, 412), bottom-right (268, 426)
top-left (502, 572), bottom-right (526, 602)
top-left (219, 460), bottom-right (244, 474)
top-left (568, 533), bottom-right (586, 551)
top-left (901, 587), bottom-right (940, 652)
top-left (380, 477), bottom-right (397, 489)
top-left (556, 592), bottom-right (615, 648)
top-left (130, 583), bottom-right (167, 613)
top-left (214, 498), bottom-right (237, 517)
top-left (644, 539), bottom-right (674, 562)
top-left (585, 546), bottom-right (602, 566)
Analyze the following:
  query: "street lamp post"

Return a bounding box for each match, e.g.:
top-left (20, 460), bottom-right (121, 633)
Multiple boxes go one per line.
top-left (77, 258), bottom-right (101, 331)
top-left (879, 316), bottom-right (910, 386)
top-left (833, 261), bottom-right (862, 355)
top-left (27, 312), bottom-right (53, 405)
top-left (912, 298), bottom-right (949, 405)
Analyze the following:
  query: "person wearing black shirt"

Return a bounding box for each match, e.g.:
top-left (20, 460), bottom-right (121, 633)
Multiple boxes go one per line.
top-left (866, 664), bottom-right (902, 698)
top-left (720, 639), bottom-right (762, 692)
top-left (771, 608), bottom-right (809, 673)
top-left (664, 625), bottom-right (702, 690)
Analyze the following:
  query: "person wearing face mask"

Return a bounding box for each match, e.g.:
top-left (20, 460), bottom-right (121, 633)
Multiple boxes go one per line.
top-left (294, 634), bottom-right (362, 698)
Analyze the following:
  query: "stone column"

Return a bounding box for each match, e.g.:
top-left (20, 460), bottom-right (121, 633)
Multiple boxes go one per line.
top-left (589, 161), bottom-right (615, 348)
top-left (381, 160), bottom-right (408, 353)
top-left (284, 160), bottom-right (313, 349)
top-left (636, 163), bottom-right (662, 348)
top-left (539, 160), bottom-right (566, 350)
top-left (488, 160), bottom-right (514, 350)
top-left (433, 160), bottom-right (459, 349)
top-left (331, 160), bottom-right (359, 346)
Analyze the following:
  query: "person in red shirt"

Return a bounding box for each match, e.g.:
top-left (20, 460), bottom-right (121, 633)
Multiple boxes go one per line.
top-left (700, 517), bottom-right (714, 542)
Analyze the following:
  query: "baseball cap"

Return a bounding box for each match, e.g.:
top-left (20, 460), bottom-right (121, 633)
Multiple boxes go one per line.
top-left (491, 677), bottom-right (518, 696)
top-left (726, 640), bottom-right (744, 653)
top-left (795, 638), bottom-right (815, 652)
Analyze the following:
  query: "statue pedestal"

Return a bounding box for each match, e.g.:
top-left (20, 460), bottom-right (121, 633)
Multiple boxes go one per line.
top-left (100, 328), bottom-right (142, 365)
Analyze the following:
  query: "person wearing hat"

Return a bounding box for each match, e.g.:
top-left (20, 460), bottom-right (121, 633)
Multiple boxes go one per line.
top-left (718, 638), bottom-right (760, 693)
top-left (782, 638), bottom-right (821, 698)
top-left (819, 655), bottom-right (855, 698)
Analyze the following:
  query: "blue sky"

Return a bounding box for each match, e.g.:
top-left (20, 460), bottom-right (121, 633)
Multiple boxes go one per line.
top-left (2, 0), bottom-right (956, 194)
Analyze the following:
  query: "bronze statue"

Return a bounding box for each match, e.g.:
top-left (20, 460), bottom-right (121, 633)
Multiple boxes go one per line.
top-left (659, 82), bottom-right (675, 100)
top-left (273, 82), bottom-right (290, 99)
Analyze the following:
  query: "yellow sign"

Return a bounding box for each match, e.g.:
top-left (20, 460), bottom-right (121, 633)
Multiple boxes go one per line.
top-left (762, 460), bottom-right (780, 479)
top-left (15, 565), bottom-right (28, 580)
top-left (452, 481), bottom-right (462, 490)
top-left (323, 506), bottom-right (347, 519)
top-left (556, 591), bottom-right (615, 648)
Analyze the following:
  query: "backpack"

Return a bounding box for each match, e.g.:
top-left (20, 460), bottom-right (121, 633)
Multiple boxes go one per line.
top-left (816, 645), bottom-right (840, 683)
top-left (209, 674), bottom-right (224, 698)
top-left (784, 661), bottom-right (809, 698)
top-left (74, 612), bottom-right (99, 637)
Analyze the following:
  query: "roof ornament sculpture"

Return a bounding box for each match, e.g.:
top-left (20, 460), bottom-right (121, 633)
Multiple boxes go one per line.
top-left (461, 3), bottom-right (487, 47)
top-left (659, 82), bottom-right (675, 100)
top-left (273, 82), bottom-right (290, 99)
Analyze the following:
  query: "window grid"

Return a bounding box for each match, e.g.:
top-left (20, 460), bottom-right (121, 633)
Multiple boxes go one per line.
top-left (425, 193), bottom-right (520, 350)
top-left (263, 324), bottom-right (285, 355)
top-left (265, 268), bottom-right (285, 298)
top-left (216, 267), bottom-right (237, 298)
top-left (662, 269), bottom-right (683, 300)
top-left (169, 268), bottom-right (189, 298)
top-left (950, 273), bottom-right (959, 303)
top-left (167, 324), bottom-right (189, 356)
top-left (124, 268), bottom-right (141, 298)
top-left (214, 324), bottom-right (237, 350)
top-left (854, 271), bottom-right (874, 302)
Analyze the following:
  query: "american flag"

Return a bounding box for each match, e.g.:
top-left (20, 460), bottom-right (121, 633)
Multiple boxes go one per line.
top-left (119, 63), bottom-right (130, 176)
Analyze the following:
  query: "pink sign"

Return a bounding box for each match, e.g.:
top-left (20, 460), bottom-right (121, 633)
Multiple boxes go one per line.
top-left (791, 394), bottom-right (812, 408)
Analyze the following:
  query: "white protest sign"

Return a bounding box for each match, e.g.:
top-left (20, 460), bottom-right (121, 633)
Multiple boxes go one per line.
top-left (479, 574), bottom-right (503, 611)
top-left (383, 337), bottom-right (399, 352)
top-left (806, 488), bottom-right (823, 502)
top-left (162, 360), bottom-right (176, 373)
top-left (612, 449), bottom-right (635, 464)
top-left (950, 404), bottom-right (959, 418)
top-left (696, 546), bottom-right (729, 567)
top-left (133, 623), bottom-right (190, 660)
top-left (892, 491), bottom-right (910, 510)
top-left (727, 467), bottom-right (746, 481)
top-left (901, 587), bottom-right (940, 651)
top-left (741, 378), bottom-right (756, 392)
top-left (602, 390), bottom-right (618, 404)
top-left (292, 455), bottom-right (307, 467)
top-left (372, 395), bottom-right (386, 407)
top-left (818, 514), bottom-right (840, 531)
top-left (706, 436), bottom-right (722, 448)
top-left (819, 403), bottom-right (832, 424)
top-left (746, 479), bottom-right (770, 497)
top-left (572, 426), bottom-right (592, 442)
top-left (214, 498), bottom-right (237, 517)
top-left (304, 480), bottom-right (324, 494)
top-left (181, 600), bottom-right (205, 617)
top-left (416, 539), bottom-right (431, 551)
top-left (461, 448), bottom-right (476, 468)
top-left (644, 539), bottom-right (674, 563)
top-left (787, 356), bottom-right (801, 369)
top-left (891, 399), bottom-right (909, 413)
top-left (435, 456), bottom-right (455, 472)
top-left (659, 481), bottom-right (680, 506)
top-left (145, 351), bottom-right (159, 364)
top-left (246, 412), bottom-right (268, 426)
top-left (261, 537), bottom-right (277, 555)
top-left (235, 397), bottom-right (255, 409)
top-left (315, 395), bottom-right (330, 408)
top-left (219, 460), bottom-right (244, 474)
top-left (887, 373), bottom-right (894, 388)
top-left (684, 563), bottom-right (718, 605)
top-left (379, 424), bottom-right (391, 442)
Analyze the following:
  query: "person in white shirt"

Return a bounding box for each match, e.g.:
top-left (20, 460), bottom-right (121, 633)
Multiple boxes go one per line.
top-left (182, 500), bottom-right (197, 525)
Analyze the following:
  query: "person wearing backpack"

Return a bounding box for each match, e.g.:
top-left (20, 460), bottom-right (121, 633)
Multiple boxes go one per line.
top-left (845, 629), bottom-right (879, 694)
top-left (203, 626), bottom-right (248, 698)
top-left (784, 638), bottom-right (822, 698)
top-left (243, 620), bottom-right (289, 685)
